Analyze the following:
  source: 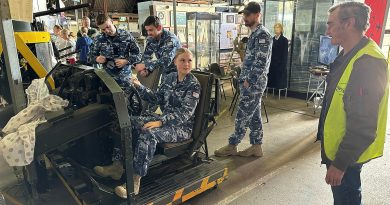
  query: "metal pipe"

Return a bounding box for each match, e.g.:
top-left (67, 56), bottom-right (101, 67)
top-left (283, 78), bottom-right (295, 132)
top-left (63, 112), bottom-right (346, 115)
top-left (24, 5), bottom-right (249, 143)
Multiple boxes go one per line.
top-left (0, 19), bottom-right (26, 112)
top-left (55, 0), bottom-right (61, 10)
top-left (173, 0), bottom-right (177, 35)
top-left (58, 50), bottom-right (79, 59)
top-left (58, 46), bottom-right (73, 52)
top-left (75, 1), bottom-right (79, 31)
top-left (81, 0), bottom-right (84, 20)
top-left (33, 3), bottom-right (91, 18)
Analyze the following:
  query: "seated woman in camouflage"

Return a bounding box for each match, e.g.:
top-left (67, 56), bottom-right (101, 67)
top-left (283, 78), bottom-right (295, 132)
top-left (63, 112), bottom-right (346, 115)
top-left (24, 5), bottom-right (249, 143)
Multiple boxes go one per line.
top-left (93, 48), bottom-right (201, 198)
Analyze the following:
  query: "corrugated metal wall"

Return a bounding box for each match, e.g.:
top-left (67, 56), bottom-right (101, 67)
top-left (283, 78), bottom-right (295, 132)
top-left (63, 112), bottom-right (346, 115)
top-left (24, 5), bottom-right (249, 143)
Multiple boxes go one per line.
top-left (90, 0), bottom-right (137, 13)
top-left (66, 0), bottom-right (226, 13)
top-left (63, 0), bottom-right (138, 13)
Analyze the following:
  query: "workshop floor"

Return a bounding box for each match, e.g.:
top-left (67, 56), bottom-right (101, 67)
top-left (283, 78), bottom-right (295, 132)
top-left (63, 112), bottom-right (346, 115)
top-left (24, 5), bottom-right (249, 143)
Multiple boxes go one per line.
top-left (187, 89), bottom-right (321, 205)
top-left (188, 88), bottom-right (390, 205)
top-left (4, 87), bottom-right (388, 205)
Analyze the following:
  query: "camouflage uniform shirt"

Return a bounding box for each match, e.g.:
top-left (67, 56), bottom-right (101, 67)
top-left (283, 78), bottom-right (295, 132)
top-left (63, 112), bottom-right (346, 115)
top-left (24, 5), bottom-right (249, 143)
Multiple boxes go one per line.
top-left (137, 72), bottom-right (200, 134)
top-left (239, 24), bottom-right (273, 94)
top-left (89, 28), bottom-right (141, 75)
top-left (142, 29), bottom-right (181, 78)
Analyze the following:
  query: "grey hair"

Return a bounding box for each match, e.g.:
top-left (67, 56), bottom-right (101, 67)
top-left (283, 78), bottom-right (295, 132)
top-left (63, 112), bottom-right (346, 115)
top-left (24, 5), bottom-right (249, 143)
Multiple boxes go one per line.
top-left (328, 2), bottom-right (371, 32)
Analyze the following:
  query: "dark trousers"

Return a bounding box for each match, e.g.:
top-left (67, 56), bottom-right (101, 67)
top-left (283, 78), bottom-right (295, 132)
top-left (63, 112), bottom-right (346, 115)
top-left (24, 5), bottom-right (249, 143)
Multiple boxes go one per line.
top-left (329, 164), bottom-right (363, 205)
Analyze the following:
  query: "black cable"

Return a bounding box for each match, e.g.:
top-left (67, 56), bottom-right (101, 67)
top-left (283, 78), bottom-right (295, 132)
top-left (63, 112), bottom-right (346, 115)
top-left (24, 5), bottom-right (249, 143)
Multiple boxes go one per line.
top-left (44, 61), bottom-right (62, 82)
top-left (57, 66), bottom-right (75, 98)
top-left (57, 46), bottom-right (72, 52)
top-left (57, 50), bottom-right (79, 60)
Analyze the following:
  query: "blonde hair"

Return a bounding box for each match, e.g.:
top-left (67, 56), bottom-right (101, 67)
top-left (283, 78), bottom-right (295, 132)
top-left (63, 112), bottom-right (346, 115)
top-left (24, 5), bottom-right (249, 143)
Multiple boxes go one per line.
top-left (174, 48), bottom-right (193, 60)
top-left (274, 23), bottom-right (284, 33)
top-left (61, 29), bottom-right (70, 36)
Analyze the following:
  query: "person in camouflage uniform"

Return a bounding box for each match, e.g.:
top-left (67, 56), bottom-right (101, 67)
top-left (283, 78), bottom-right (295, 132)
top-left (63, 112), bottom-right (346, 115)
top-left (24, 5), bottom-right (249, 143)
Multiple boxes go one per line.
top-left (89, 14), bottom-right (141, 88)
top-left (135, 16), bottom-right (181, 81)
top-left (215, 2), bottom-right (272, 158)
top-left (94, 48), bottom-right (200, 198)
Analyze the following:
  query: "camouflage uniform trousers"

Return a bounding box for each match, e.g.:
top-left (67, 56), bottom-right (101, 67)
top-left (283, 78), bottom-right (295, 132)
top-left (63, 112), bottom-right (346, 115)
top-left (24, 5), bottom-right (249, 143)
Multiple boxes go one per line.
top-left (112, 113), bottom-right (191, 177)
top-left (229, 87), bottom-right (266, 145)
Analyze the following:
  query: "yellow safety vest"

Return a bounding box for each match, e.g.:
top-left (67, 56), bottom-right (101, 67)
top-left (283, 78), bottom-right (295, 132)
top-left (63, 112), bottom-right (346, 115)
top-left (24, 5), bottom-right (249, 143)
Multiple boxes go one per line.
top-left (324, 39), bottom-right (389, 163)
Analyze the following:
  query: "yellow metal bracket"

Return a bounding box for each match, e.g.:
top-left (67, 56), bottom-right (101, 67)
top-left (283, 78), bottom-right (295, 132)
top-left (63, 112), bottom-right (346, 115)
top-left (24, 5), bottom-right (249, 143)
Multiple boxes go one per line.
top-left (0, 32), bottom-right (55, 89)
top-left (15, 32), bottom-right (51, 44)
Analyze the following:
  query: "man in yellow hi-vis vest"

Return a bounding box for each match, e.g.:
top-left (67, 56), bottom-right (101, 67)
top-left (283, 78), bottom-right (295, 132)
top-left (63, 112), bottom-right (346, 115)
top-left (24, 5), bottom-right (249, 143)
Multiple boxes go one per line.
top-left (317, 2), bottom-right (388, 204)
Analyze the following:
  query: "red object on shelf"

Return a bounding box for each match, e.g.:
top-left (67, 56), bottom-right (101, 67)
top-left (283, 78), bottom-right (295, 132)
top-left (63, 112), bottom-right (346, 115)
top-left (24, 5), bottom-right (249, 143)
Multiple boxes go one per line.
top-left (67, 58), bottom-right (76, 65)
top-left (364, 0), bottom-right (389, 46)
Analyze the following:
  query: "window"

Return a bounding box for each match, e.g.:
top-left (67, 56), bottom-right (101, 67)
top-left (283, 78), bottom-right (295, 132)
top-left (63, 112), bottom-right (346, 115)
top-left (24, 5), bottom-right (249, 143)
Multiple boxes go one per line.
top-left (289, 0), bottom-right (332, 92)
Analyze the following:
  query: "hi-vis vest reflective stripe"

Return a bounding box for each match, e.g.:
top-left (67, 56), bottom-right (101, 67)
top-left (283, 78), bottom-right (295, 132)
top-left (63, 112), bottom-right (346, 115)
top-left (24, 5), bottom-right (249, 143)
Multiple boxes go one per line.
top-left (324, 39), bottom-right (389, 163)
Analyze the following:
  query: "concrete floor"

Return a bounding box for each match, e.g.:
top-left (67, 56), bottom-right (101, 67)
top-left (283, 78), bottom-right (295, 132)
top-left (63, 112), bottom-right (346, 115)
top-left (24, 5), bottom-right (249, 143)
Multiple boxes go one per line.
top-left (187, 93), bottom-right (321, 205)
top-left (1, 89), bottom-right (390, 205)
top-left (188, 91), bottom-right (390, 205)
top-left (228, 140), bottom-right (390, 205)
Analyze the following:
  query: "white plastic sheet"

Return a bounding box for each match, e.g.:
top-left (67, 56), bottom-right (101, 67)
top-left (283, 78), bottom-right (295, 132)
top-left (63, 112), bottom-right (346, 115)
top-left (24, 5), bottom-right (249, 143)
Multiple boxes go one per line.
top-left (0, 78), bottom-right (68, 166)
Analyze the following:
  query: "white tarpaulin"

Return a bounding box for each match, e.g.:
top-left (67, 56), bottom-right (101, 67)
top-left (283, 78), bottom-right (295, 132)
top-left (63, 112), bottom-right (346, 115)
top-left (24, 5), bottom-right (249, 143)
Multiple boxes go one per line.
top-left (0, 78), bottom-right (68, 166)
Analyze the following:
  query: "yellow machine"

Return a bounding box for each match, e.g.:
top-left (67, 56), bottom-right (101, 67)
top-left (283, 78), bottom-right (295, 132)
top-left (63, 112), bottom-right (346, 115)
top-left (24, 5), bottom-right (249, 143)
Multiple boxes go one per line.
top-left (1, 30), bottom-right (228, 205)
top-left (0, 31), bottom-right (55, 89)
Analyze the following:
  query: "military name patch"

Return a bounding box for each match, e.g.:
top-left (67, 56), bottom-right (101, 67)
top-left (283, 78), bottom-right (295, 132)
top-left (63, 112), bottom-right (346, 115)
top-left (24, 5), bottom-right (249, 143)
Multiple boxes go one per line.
top-left (259, 39), bottom-right (266, 43)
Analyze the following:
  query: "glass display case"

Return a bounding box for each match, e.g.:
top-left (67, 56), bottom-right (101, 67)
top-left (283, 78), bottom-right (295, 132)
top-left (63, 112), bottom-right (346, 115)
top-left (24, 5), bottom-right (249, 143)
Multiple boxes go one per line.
top-left (186, 12), bottom-right (221, 70)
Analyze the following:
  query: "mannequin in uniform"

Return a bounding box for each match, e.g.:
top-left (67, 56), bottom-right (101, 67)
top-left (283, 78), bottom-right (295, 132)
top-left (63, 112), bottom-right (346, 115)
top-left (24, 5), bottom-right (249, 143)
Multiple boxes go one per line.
top-left (267, 23), bottom-right (288, 89)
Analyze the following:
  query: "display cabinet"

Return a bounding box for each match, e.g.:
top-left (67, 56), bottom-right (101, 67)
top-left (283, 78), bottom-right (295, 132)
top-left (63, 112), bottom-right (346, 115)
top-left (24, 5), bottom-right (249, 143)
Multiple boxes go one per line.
top-left (186, 12), bottom-right (221, 70)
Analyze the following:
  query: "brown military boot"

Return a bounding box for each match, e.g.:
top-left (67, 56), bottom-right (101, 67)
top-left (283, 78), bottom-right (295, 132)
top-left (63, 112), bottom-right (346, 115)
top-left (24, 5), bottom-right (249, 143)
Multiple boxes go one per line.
top-left (214, 144), bottom-right (238, 157)
top-left (238, 144), bottom-right (263, 157)
top-left (93, 161), bottom-right (124, 180)
top-left (114, 175), bottom-right (142, 198)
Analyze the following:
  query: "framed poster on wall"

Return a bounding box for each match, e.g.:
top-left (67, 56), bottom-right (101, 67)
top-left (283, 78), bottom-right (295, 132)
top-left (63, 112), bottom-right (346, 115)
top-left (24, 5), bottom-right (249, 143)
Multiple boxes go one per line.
top-left (157, 11), bottom-right (168, 26)
top-left (226, 14), bottom-right (235, 23)
top-left (220, 24), bottom-right (238, 49)
top-left (236, 15), bottom-right (243, 24)
top-left (171, 12), bottom-right (187, 26)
